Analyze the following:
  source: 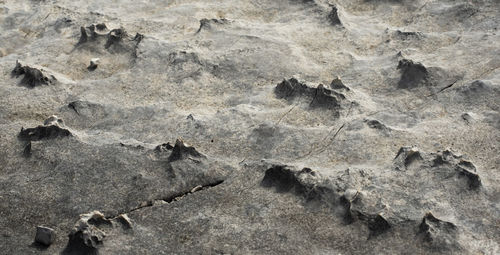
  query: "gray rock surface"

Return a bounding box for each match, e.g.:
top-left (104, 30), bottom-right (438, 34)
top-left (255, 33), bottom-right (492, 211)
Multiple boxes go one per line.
top-left (35, 226), bottom-right (56, 247)
top-left (0, 0), bottom-right (499, 254)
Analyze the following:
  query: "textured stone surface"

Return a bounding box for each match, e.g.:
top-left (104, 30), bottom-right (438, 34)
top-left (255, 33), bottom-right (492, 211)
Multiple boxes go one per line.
top-left (34, 226), bottom-right (56, 246)
top-left (0, 0), bottom-right (499, 254)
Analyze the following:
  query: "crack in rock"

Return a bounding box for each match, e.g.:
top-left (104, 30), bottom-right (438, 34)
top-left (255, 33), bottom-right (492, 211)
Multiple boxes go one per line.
top-left (112, 179), bottom-right (225, 218)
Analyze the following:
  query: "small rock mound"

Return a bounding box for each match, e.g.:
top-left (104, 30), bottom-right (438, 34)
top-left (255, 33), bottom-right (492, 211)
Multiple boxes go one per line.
top-left (394, 146), bottom-right (423, 170)
top-left (168, 139), bottom-right (206, 162)
top-left (397, 59), bottom-right (429, 89)
top-left (19, 116), bottom-right (72, 141)
top-left (458, 80), bottom-right (498, 98)
top-left (419, 213), bottom-right (461, 251)
top-left (330, 76), bottom-right (350, 91)
top-left (196, 18), bottom-right (230, 33)
top-left (394, 147), bottom-right (481, 190)
top-left (275, 78), bottom-right (346, 110)
top-left (431, 150), bottom-right (481, 189)
top-left (262, 165), bottom-right (392, 237)
top-left (12, 60), bottom-right (56, 87)
top-left (364, 119), bottom-right (391, 135)
top-left (63, 211), bottom-right (110, 255)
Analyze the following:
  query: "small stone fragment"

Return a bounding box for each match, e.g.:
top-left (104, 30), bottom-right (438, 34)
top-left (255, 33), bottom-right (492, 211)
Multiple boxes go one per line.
top-left (87, 58), bottom-right (100, 71)
top-left (191, 185), bottom-right (203, 193)
top-left (35, 226), bottom-right (56, 246)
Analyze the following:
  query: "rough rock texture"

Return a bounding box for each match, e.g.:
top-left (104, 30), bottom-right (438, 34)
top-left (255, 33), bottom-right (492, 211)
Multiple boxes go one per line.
top-left (0, 0), bottom-right (499, 254)
top-left (34, 226), bottom-right (56, 247)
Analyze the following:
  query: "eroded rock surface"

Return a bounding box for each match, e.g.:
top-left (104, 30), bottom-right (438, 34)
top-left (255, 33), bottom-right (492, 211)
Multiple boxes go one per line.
top-left (0, 0), bottom-right (498, 254)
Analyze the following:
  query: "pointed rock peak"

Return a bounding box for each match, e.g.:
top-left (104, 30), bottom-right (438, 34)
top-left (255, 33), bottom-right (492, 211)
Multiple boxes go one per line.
top-left (274, 78), bottom-right (307, 98)
top-left (168, 138), bottom-right (205, 162)
top-left (275, 78), bottom-right (346, 110)
top-left (328, 5), bottom-right (342, 26)
top-left (330, 76), bottom-right (350, 91)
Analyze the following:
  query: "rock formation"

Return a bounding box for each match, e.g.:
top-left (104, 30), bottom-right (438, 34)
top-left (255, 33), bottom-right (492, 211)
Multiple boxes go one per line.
top-left (0, 0), bottom-right (498, 254)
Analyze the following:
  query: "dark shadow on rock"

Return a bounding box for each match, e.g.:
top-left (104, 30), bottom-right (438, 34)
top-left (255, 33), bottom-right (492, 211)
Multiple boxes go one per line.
top-left (29, 242), bottom-right (49, 251)
top-left (61, 232), bottom-right (99, 255)
top-left (61, 211), bottom-right (108, 255)
top-left (397, 59), bottom-right (429, 89)
top-left (18, 125), bottom-right (71, 141)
